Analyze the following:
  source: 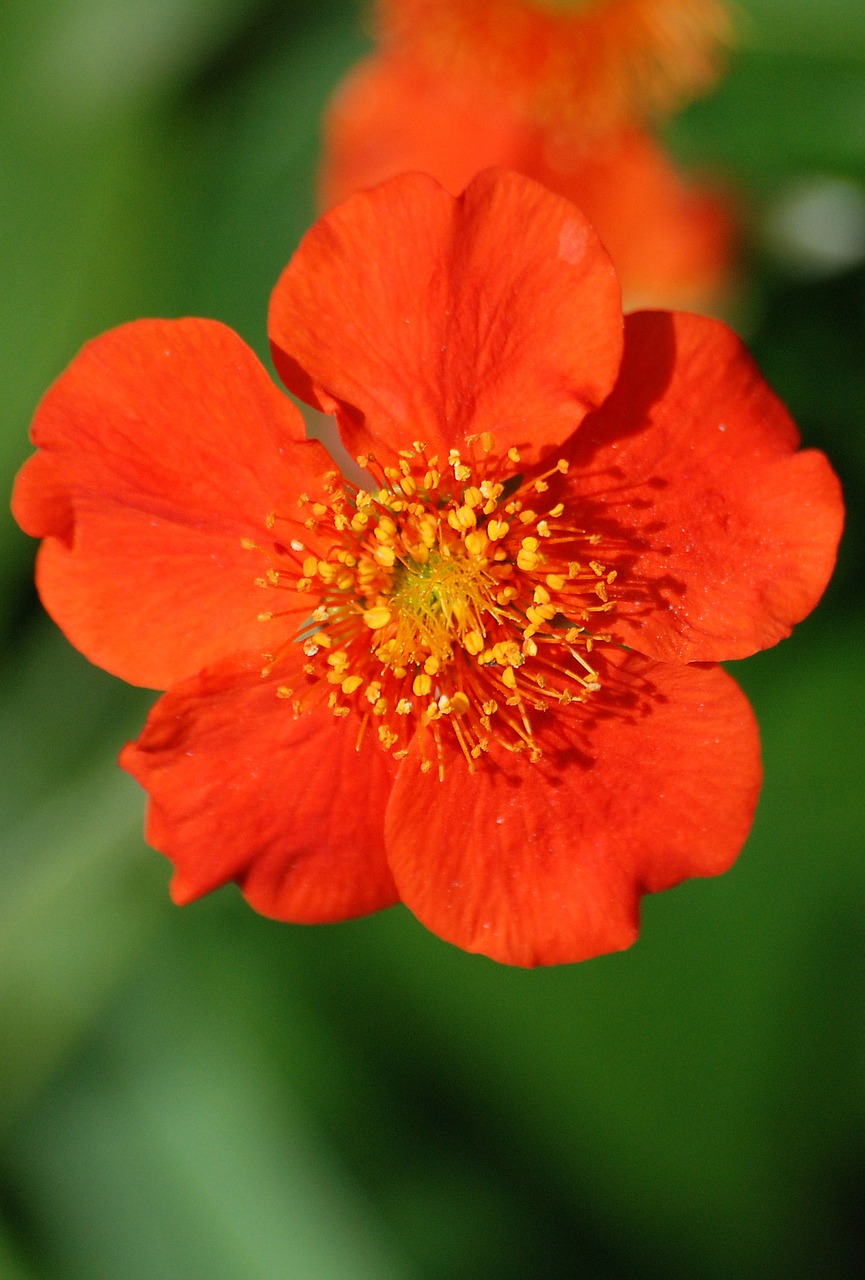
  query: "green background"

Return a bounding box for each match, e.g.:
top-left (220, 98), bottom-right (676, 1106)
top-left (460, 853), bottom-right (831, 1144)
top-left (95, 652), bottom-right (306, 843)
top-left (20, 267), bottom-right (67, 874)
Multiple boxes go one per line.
top-left (1, 2), bottom-right (863, 1276)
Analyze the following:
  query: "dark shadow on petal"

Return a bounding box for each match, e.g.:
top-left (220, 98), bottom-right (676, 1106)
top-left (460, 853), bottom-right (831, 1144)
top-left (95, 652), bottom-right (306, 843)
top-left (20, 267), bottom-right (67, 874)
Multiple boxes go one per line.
top-left (572, 310), bottom-right (679, 460)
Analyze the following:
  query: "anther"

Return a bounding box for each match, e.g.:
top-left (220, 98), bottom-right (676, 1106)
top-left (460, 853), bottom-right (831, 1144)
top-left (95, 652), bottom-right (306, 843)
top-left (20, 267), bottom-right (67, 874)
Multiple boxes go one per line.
top-left (363, 605), bottom-right (392, 630)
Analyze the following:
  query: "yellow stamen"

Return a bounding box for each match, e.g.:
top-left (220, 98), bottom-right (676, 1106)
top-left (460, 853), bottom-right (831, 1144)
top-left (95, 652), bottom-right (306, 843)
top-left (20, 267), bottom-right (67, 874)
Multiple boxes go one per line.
top-left (246, 435), bottom-right (616, 773)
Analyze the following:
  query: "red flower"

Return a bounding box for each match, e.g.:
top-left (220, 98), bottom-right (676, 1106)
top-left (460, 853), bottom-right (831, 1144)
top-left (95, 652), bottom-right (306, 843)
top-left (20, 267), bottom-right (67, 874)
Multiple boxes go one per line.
top-left (12, 172), bottom-right (843, 966)
top-left (321, 0), bottom-right (736, 308)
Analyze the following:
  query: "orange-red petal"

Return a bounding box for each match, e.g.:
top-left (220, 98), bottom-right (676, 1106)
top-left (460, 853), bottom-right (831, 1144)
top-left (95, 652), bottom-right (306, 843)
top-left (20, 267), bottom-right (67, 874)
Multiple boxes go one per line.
top-left (12, 319), bottom-right (331, 689)
top-left (270, 168), bottom-right (622, 468)
top-left (385, 649), bottom-right (760, 967)
top-left (320, 52), bottom-right (732, 309)
top-left (564, 310), bottom-right (844, 663)
top-left (120, 658), bottom-right (400, 922)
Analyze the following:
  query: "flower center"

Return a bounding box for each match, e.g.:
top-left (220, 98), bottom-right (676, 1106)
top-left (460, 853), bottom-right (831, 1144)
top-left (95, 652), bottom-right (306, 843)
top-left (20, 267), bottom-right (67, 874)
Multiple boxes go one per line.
top-left (387, 547), bottom-right (490, 661)
top-left (247, 437), bottom-right (616, 776)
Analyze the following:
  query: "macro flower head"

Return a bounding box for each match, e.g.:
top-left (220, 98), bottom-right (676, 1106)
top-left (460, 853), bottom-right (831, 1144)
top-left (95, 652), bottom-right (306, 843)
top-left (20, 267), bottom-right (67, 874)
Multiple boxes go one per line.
top-left (322, 0), bottom-right (735, 308)
top-left (12, 170), bottom-right (843, 966)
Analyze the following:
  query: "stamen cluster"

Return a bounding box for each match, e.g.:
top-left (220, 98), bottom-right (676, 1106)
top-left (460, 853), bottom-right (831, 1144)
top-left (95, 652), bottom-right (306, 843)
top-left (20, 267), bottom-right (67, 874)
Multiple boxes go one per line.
top-left (247, 436), bottom-right (617, 774)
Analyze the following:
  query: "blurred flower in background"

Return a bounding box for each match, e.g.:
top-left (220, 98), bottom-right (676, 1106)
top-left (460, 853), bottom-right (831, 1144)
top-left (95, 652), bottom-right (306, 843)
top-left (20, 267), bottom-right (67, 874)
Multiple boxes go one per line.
top-left (321, 0), bottom-right (737, 307)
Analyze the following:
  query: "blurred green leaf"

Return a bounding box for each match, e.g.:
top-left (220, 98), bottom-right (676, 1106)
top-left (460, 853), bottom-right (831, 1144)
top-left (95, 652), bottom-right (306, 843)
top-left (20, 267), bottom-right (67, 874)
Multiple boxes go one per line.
top-left (0, 0), bottom-right (263, 126)
top-left (671, 51), bottom-right (865, 183)
top-left (744, 0), bottom-right (865, 63)
top-left (0, 619), bottom-right (148, 823)
top-left (0, 766), bottom-right (162, 1135)
top-left (0, 1226), bottom-right (38, 1280)
top-left (6, 921), bottom-right (413, 1280)
top-left (179, 12), bottom-right (367, 342)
